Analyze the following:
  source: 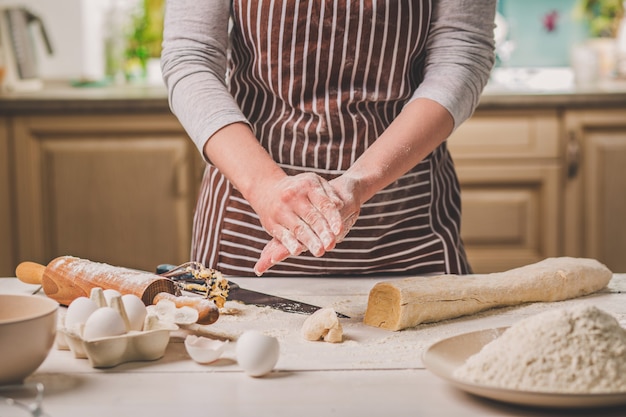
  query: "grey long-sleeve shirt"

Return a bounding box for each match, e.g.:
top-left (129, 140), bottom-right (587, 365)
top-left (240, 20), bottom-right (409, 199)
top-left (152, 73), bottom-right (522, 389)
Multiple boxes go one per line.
top-left (161, 0), bottom-right (496, 157)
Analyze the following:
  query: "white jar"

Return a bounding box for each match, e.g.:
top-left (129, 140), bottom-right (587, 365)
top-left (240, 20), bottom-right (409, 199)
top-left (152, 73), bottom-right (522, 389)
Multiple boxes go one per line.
top-left (616, 1), bottom-right (626, 77)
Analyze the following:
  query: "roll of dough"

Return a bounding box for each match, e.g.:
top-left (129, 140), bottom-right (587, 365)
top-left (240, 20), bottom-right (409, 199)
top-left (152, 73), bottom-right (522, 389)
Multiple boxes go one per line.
top-left (363, 257), bottom-right (612, 331)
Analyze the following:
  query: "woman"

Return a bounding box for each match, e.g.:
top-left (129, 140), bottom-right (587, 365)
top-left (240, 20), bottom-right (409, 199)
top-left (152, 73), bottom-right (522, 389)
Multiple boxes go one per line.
top-left (161, 0), bottom-right (496, 277)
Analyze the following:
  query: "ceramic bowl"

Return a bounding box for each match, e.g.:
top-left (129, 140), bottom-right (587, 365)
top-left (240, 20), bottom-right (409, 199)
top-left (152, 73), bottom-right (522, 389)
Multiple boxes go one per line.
top-left (0, 294), bottom-right (59, 385)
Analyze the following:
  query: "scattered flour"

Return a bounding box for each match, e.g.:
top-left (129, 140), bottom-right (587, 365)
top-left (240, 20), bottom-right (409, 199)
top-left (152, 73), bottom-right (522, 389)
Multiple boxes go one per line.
top-left (454, 305), bottom-right (626, 393)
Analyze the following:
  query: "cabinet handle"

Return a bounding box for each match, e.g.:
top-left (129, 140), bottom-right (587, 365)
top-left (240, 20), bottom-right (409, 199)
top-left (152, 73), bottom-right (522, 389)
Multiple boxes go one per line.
top-left (566, 131), bottom-right (580, 179)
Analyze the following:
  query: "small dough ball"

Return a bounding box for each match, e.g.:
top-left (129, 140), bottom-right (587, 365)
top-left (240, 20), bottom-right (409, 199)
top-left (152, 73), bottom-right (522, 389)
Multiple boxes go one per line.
top-left (301, 307), bottom-right (343, 343)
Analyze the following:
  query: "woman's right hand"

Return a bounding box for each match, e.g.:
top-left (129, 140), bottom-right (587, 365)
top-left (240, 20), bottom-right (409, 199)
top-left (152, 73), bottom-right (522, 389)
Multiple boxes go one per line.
top-left (253, 174), bottom-right (362, 275)
top-left (249, 172), bottom-right (345, 259)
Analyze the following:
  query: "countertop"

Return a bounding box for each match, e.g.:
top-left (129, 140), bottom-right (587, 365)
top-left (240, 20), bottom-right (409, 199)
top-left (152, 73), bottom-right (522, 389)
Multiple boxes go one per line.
top-left (1, 68), bottom-right (626, 115)
top-left (0, 82), bottom-right (173, 114)
top-left (1, 274), bottom-right (626, 417)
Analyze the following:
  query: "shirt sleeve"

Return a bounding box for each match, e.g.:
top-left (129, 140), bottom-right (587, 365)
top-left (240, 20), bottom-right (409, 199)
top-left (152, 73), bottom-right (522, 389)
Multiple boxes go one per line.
top-left (160, 0), bottom-right (249, 157)
top-left (162, 0), bottom-right (497, 155)
top-left (409, 0), bottom-right (497, 130)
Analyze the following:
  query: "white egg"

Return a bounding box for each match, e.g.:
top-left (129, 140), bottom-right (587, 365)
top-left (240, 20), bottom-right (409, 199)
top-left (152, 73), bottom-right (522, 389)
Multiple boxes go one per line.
top-left (103, 289), bottom-right (122, 306)
top-left (82, 307), bottom-right (127, 341)
top-left (236, 331), bottom-right (280, 377)
top-left (122, 294), bottom-right (147, 331)
top-left (65, 297), bottom-right (98, 330)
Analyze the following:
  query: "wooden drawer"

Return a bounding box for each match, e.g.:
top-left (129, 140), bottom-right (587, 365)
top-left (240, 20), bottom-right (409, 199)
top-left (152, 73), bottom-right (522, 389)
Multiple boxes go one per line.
top-left (448, 110), bottom-right (560, 160)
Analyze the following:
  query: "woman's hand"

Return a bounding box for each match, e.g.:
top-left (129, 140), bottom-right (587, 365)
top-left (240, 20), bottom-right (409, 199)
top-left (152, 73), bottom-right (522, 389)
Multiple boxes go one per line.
top-left (249, 172), bottom-right (345, 258)
top-left (201, 124), bottom-right (346, 263)
top-left (254, 175), bottom-right (362, 275)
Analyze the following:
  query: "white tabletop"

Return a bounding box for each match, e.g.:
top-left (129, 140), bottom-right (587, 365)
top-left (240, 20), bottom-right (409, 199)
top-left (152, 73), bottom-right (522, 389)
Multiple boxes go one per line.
top-left (2, 274), bottom-right (626, 417)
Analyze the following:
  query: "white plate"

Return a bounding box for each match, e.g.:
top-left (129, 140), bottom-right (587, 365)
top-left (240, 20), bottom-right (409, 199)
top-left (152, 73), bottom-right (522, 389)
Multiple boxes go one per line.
top-left (422, 327), bottom-right (626, 409)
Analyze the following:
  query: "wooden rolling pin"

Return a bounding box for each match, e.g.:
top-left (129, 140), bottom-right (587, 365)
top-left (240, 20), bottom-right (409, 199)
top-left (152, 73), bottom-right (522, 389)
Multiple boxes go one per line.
top-left (363, 257), bottom-right (613, 331)
top-left (16, 256), bottom-right (219, 325)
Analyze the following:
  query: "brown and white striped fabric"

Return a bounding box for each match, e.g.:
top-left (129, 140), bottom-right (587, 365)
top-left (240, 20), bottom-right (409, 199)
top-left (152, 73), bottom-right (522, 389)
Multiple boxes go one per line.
top-left (191, 0), bottom-right (471, 276)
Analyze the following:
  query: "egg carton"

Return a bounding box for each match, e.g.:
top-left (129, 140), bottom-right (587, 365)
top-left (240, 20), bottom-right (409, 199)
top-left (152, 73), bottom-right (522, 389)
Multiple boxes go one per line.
top-left (58, 327), bottom-right (170, 368)
top-left (56, 288), bottom-right (195, 368)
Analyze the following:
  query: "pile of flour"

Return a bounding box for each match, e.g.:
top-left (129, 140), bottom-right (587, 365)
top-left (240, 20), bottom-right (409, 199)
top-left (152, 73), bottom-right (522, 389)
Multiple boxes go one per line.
top-left (454, 304), bottom-right (626, 393)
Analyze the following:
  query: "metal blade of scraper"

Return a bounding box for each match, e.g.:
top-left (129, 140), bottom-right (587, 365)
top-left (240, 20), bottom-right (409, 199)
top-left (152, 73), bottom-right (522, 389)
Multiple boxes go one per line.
top-left (227, 280), bottom-right (349, 318)
top-left (156, 264), bottom-right (349, 318)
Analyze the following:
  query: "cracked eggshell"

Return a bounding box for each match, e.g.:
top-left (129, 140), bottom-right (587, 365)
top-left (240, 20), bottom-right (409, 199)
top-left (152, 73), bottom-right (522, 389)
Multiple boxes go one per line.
top-left (148, 299), bottom-right (198, 326)
top-left (184, 335), bottom-right (229, 364)
top-left (173, 306), bottom-right (199, 325)
top-left (236, 331), bottom-right (279, 377)
top-left (143, 313), bottom-right (179, 331)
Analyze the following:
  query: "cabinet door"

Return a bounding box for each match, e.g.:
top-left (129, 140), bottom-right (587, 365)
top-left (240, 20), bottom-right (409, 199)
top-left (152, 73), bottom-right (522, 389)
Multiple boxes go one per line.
top-left (564, 110), bottom-right (626, 273)
top-left (13, 114), bottom-right (201, 272)
top-left (449, 110), bottom-right (562, 273)
top-left (456, 164), bottom-right (560, 274)
top-left (0, 117), bottom-right (15, 276)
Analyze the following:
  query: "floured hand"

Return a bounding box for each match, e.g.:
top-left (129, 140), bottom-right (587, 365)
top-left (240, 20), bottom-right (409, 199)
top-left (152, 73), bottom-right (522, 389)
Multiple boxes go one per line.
top-left (248, 172), bottom-right (345, 260)
top-left (254, 175), bottom-right (361, 275)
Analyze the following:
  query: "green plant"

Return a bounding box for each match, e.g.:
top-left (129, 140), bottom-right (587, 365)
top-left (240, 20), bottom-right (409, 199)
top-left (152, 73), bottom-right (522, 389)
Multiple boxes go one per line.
top-left (575, 0), bottom-right (625, 37)
top-left (124, 0), bottom-right (164, 80)
top-left (140, 0), bottom-right (165, 58)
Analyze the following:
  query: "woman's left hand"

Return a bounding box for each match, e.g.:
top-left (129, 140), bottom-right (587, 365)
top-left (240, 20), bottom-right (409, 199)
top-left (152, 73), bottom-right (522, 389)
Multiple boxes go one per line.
top-left (254, 175), bottom-right (361, 275)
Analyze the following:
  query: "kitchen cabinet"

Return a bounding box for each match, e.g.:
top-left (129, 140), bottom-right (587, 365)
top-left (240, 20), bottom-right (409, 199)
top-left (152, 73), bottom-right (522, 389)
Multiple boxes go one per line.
top-left (563, 109), bottom-right (626, 273)
top-left (448, 110), bottom-right (562, 273)
top-left (9, 113), bottom-right (204, 274)
top-left (0, 117), bottom-right (15, 276)
top-left (1, 82), bottom-right (625, 276)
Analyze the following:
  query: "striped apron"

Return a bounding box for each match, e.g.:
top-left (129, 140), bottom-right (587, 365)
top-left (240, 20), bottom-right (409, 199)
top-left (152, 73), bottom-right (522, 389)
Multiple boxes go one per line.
top-left (191, 0), bottom-right (472, 276)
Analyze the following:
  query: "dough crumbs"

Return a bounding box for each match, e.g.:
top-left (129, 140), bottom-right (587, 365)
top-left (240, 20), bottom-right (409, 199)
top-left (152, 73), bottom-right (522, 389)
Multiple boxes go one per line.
top-left (454, 305), bottom-right (626, 393)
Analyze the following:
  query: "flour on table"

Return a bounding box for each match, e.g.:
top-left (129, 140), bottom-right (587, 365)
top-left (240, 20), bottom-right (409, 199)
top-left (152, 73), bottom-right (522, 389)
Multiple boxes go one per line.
top-left (454, 304), bottom-right (626, 393)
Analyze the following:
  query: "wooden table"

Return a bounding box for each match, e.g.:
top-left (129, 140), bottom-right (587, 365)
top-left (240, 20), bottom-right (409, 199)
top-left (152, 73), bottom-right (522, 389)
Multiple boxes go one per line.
top-left (2, 274), bottom-right (626, 417)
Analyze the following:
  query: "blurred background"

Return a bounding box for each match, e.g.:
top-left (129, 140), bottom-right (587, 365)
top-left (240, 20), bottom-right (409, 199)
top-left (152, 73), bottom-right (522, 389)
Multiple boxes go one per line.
top-left (1, 0), bottom-right (625, 277)
top-left (0, 0), bottom-right (164, 87)
top-left (1, 0), bottom-right (625, 88)
top-left (493, 0), bottom-right (626, 87)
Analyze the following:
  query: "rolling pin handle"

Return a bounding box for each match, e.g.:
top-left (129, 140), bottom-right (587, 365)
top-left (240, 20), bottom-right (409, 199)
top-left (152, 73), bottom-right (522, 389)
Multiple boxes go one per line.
top-left (15, 261), bottom-right (46, 285)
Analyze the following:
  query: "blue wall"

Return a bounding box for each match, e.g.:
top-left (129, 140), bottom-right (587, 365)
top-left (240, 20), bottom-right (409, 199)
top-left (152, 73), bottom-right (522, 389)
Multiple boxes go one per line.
top-left (498, 0), bottom-right (588, 67)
